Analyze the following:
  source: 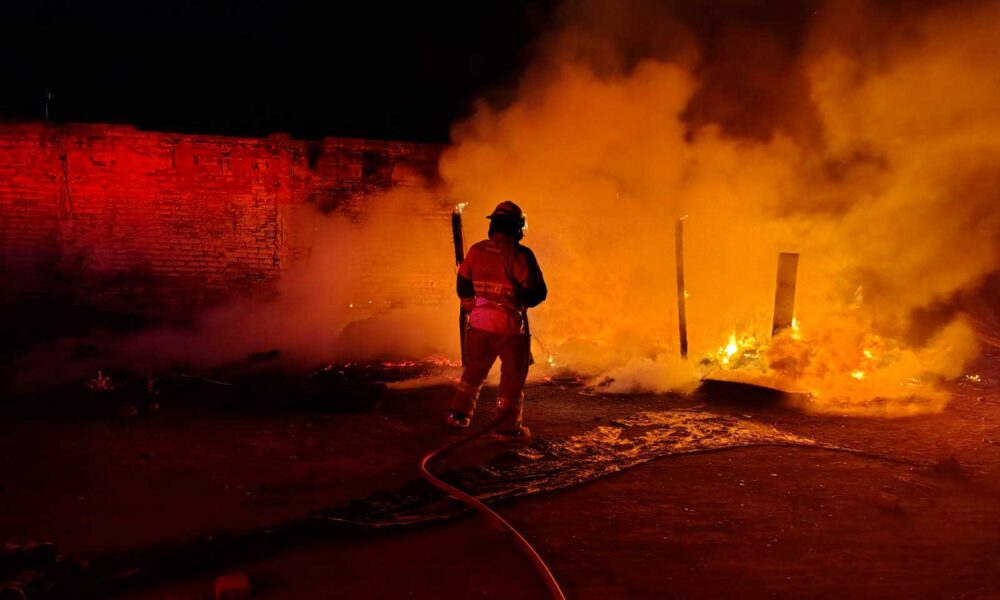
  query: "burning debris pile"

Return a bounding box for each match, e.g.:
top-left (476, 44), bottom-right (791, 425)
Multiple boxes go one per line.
top-left (699, 317), bottom-right (954, 416)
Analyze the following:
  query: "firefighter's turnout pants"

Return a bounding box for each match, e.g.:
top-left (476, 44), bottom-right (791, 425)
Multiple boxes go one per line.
top-left (450, 328), bottom-right (531, 432)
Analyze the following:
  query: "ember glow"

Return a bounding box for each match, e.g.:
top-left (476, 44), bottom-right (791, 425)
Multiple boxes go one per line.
top-left (708, 331), bottom-right (763, 370)
top-left (440, 0), bottom-right (999, 415)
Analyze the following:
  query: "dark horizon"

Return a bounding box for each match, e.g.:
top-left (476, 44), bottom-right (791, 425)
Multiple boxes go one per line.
top-left (0, 0), bottom-right (553, 143)
top-left (2, 0), bottom-right (836, 144)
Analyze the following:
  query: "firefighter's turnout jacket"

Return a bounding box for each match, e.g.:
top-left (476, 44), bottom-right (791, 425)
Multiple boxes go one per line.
top-left (457, 234), bottom-right (547, 334)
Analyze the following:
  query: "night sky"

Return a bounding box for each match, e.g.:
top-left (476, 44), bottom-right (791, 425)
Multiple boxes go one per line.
top-left (0, 1), bottom-right (553, 142)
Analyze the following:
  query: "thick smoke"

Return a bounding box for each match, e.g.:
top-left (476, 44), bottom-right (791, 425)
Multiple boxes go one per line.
top-left (8, 185), bottom-right (459, 391)
top-left (112, 187), bottom-right (459, 368)
top-left (441, 0), bottom-right (1000, 414)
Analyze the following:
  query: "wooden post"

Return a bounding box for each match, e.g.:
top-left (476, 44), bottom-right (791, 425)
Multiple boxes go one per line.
top-left (451, 203), bottom-right (467, 266)
top-left (675, 217), bottom-right (688, 358)
top-left (451, 203), bottom-right (469, 364)
top-left (772, 252), bottom-right (799, 336)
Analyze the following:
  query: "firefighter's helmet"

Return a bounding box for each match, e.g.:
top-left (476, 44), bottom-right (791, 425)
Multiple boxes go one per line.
top-left (486, 201), bottom-right (525, 228)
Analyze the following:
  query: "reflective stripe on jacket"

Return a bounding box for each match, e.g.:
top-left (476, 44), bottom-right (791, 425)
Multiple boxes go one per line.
top-left (457, 234), bottom-right (546, 335)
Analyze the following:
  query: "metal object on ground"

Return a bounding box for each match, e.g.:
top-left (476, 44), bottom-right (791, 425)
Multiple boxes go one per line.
top-left (772, 252), bottom-right (799, 336)
top-left (675, 216), bottom-right (689, 358)
top-left (452, 202), bottom-right (470, 364)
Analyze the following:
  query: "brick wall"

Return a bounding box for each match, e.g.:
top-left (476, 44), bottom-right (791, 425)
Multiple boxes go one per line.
top-left (0, 122), bottom-right (447, 338)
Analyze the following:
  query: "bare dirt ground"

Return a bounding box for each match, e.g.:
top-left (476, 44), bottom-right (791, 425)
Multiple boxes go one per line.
top-left (2, 339), bottom-right (1000, 599)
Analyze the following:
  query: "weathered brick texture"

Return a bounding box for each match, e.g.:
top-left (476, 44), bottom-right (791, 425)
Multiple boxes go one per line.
top-left (0, 122), bottom-right (446, 331)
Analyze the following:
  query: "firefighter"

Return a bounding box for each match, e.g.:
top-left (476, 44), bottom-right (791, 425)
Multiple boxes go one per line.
top-left (447, 200), bottom-right (547, 440)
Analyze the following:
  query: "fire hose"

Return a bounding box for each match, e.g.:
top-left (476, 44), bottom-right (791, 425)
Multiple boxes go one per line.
top-left (419, 415), bottom-right (567, 600)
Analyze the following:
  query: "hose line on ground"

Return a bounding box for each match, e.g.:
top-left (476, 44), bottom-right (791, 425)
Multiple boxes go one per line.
top-left (419, 416), bottom-right (567, 600)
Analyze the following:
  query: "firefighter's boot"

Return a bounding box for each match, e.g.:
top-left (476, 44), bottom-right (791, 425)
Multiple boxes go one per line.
top-left (492, 393), bottom-right (530, 441)
top-left (447, 380), bottom-right (482, 428)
